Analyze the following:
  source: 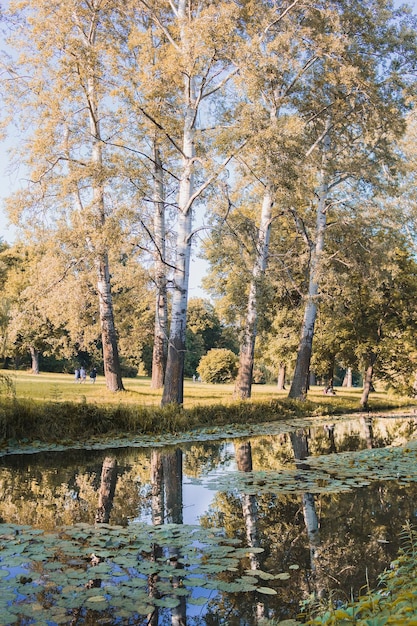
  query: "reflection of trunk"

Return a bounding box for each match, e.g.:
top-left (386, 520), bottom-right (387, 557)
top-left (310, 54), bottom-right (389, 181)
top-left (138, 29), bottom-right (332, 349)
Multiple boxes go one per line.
top-left (361, 416), bottom-right (374, 449)
top-left (290, 430), bottom-right (326, 599)
top-left (235, 441), bottom-right (265, 620)
top-left (277, 363), bottom-right (286, 390)
top-left (95, 456), bottom-right (118, 524)
top-left (151, 450), bottom-right (164, 525)
top-left (302, 493), bottom-right (320, 571)
top-left (163, 449), bottom-right (186, 625)
top-left (360, 353), bottom-right (376, 408)
top-left (234, 187), bottom-right (274, 400)
top-left (163, 450), bottom-right (183, 525)
top-left (289, 128), bottom-right (330, 401)
top-left (290, 429), bottom-right (310, 469)
top-left (151, 142), bottom-right (168, 389)
top-left (148, 450), bottom-right (164, 626)
top-left (29, 346), bottom-right (39, 375)
top-left (324, 424), bottom-right (336, 453)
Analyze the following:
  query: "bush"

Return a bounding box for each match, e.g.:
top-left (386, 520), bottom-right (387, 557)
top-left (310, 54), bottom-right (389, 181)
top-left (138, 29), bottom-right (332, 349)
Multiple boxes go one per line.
top-left (197, 348), bottom-right (238, 384)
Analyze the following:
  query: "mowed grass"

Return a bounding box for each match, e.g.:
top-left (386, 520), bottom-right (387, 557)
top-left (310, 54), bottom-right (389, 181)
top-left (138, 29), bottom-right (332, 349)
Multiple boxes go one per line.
top-left (4, 368), bottom-right (414, 410)
top-left (0, 369), bottom-right (414, 446)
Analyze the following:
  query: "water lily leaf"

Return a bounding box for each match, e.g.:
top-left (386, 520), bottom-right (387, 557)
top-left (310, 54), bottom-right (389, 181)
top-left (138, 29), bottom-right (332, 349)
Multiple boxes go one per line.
top-left (246, 569), bottom-right (275, 580)
top-left (85, 594), bottom-right (107, 603)
top-left (154, 596), bottom-right (180, 608)
top-left (256, 586), bottom-right (277, 595)
top-left (275, 572), bottom-right (291, 580)
top-left (188, 596), bottom-right (208, 606)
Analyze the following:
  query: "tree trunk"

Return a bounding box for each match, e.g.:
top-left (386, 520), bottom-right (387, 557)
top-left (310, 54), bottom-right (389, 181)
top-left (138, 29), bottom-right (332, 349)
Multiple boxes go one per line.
top-left (277, 362), bottom-right (286, 390)
top-left (96, 253), bottom-right (125, 392)
top-left (82, 25), bottom-right (124, 393)
top-left (289, 127), bottom-right (330, 400)
top-left (234, 186), bottom-right (274, 400)
top-left (29, 346), bottom-right (39, 375)
top-left (95, 456), bottom-right (118, 524)
top-left (360, 354), bottom-right (376, 408)
top-left (161, 5), bottom-right (195, 405)
top-left (326, 360), bottom-right (334, 389)
top-left (151, 142), bottom-right (168, 389)
top-left (342, 367), bottom-right (353, 387)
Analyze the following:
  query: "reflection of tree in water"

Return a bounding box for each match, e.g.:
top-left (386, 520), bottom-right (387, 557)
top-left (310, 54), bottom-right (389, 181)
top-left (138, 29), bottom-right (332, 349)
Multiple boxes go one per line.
top-left (200, 428), bottom-right (417, 623)
top-left (235, 441), bottom-right (265, 621)
top-left (149, 448), bottom-right (186, 626)
top-left (183, 442), bottom-right (233, 478)
top-left (95, 456), bottom-right (118, 523)
top-left (289, 429), bottom-right (324, 601)
top-left (0, 449), bottom-right (147, 528)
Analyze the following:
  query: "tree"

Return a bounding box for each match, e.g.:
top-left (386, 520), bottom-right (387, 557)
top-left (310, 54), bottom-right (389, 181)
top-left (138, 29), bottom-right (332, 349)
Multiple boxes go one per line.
top-left (2, 0), bottom-right (125, 390)
top-left (288, 0), bottom-right (417, 399)
top-left (318, 209), bottom-right (417, 405)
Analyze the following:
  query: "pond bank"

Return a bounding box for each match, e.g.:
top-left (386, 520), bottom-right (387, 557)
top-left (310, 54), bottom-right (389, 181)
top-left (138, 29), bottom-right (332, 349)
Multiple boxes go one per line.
top-left (0, 388), bottom-right (415, 454)
top-left (0, 391), bottom-right (414, 450)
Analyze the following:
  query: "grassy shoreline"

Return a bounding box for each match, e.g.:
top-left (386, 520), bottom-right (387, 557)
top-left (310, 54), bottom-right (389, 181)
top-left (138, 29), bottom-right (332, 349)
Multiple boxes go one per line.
top-left (0, 369), bottom-right (415, 446)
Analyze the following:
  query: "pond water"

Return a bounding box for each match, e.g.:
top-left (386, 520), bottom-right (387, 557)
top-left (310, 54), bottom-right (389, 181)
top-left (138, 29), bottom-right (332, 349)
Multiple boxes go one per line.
top-left (0, 412), bottom-right (417, 625)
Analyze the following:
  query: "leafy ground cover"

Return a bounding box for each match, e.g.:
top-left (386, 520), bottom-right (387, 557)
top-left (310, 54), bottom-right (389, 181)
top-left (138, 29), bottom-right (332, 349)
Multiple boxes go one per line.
top-left (0, 369), bottom-right (414, 447)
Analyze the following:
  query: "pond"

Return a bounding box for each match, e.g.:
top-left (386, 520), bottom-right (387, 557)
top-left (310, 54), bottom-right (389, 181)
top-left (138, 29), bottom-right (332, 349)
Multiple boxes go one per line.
top-left (0, 411), bottom-right (416, 625)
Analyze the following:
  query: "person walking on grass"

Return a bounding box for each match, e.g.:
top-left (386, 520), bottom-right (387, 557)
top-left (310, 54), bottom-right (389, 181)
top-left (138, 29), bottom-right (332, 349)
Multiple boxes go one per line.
top-left (90, 367), bottom-right (97, 384)
top-left (80, 366), bottom-right (86, 383)
top-left (74, 368), bottom-right (80, 383)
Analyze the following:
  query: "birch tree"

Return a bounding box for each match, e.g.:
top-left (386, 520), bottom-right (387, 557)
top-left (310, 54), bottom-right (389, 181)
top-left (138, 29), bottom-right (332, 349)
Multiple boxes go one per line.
top-left (123, 0), bottom-right (241, 405)
top-left (287, 0), bottom-right (417, 399)
top-left (2, 0), bottom-right (126, 390)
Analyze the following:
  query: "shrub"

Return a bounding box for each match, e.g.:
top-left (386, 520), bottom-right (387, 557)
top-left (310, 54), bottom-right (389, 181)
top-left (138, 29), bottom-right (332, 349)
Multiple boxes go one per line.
top-left (197, 348), bottom-right (238, 384)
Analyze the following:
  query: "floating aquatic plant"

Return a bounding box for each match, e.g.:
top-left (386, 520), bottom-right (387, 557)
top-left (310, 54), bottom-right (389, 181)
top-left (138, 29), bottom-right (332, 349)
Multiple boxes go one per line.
top-left (0, 521), bottom-right (297, 624)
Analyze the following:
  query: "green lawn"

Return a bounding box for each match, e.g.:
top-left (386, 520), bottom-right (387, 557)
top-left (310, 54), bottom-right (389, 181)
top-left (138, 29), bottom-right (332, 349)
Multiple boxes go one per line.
top-left (4, 368), bottom-right (413, 411)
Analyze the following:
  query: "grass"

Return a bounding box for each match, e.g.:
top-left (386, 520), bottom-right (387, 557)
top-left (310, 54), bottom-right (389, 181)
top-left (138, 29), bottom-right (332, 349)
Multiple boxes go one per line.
top-left (0, 369), bottom-right (415, 446)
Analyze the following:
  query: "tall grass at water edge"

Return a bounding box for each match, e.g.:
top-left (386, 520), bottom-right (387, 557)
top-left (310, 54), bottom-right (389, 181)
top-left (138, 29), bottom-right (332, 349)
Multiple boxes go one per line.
top-left (0, 369), bottom-right (414, 445)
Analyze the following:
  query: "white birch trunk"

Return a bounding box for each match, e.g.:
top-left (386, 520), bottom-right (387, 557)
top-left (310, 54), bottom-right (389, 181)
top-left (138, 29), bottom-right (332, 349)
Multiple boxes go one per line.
top-left (85, 18), bottom-right (124, 392)
top-left (361, 355), bottom-right (375, 408)
top-left (29, 346), bottom-right (39, 375)
top-left (162, 0), bottom-right (195, 406)
top-left (289, 128), bottom-right (331, 400)
top-left (234, 186), bottom-right (274, 400)
top-left (235, 442), bottom-right (265, 621)
top-left (342, 367), bottom-right (353, 387)
top-left (151, 142), bottom-right (168, 389)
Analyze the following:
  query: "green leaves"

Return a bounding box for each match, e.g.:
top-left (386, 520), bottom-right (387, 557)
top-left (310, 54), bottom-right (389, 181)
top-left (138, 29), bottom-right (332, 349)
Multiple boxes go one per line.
top-left (206, 438), bottom-right (417, 496)
top-left (0, 521), bottom-right (287, 622)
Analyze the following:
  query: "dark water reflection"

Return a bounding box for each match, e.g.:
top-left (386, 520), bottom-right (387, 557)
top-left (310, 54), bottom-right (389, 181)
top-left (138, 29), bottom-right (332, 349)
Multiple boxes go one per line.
top-left (0, 414), bottom-right (416, 624)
